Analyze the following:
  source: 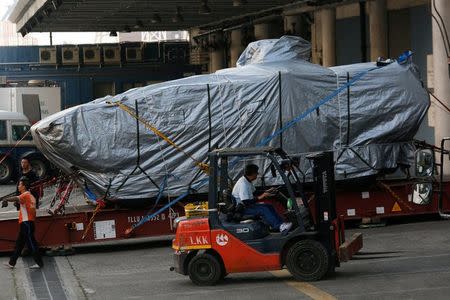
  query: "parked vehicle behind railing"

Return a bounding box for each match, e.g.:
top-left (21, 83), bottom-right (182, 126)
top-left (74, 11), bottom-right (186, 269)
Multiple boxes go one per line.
top-left (0, 110), bottom-right (51, 184)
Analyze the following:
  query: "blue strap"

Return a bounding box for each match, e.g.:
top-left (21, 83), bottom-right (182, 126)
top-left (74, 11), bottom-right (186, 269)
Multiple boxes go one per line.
top-left (132, 177), bottom-right (209, 229)
top-left (397, 50), bottom-right (413, 64)
top-left (122, 66), bottom-right (380, 230)
top-left (84, 185), bottom-right (97, 202)
top-left (131, 174), bottom-right (174, 229)
top-left (257, 67), bottom-right (378, 147)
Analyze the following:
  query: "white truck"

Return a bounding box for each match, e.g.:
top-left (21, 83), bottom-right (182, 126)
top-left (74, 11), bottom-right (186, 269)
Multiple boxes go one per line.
top-left (0, 87), bottom-right (61, 124)
top-left (0, 111), bottom-right (52, 184)
top-left (0, 86), bottom-right (61, 183)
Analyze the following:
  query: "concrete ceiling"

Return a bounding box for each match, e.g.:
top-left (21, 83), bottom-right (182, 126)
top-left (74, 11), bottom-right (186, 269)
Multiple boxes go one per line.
top-left (10, 0), bottom-right (345, 36)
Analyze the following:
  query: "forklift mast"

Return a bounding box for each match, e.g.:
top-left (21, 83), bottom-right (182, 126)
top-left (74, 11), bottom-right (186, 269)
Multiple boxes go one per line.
top-left (309, 151), bottom-right (336, 252)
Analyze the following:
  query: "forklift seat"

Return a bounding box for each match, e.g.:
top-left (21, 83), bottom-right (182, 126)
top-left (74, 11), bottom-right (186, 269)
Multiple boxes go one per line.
top-left (218, 192), bottom-right (270, 240)
top-left (218, 202), bottom-right (259, 223)
top-left (219, 190), bottom-right (260, 223)
top-left (219, 213), bottom-right (270, 240)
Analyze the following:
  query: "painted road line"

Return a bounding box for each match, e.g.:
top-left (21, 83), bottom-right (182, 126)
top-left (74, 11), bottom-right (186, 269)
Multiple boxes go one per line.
top-left (41, 267), bottom-right (55, 300)
top-left (271, 270), bottom-right (337, 300)
top-left (55, 256), bottom-right (89, 299)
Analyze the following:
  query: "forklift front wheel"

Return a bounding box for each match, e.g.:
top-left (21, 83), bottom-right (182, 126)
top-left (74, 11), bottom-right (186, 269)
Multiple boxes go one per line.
top-left (286, 239), bottom-right (329, 281)
top-left (188, 253), bottom-right (223, 286)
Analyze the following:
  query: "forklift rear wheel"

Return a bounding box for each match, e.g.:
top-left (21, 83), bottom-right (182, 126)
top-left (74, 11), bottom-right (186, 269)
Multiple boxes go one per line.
top-left (188, 253), bottom-right (223, 286)
top-left (286, 239), bottom-right (329, 281)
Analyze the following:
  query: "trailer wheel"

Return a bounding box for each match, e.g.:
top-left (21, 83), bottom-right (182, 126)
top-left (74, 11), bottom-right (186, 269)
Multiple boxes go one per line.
top-left (0, 160), bottom-right (13, 184)
top-left (188, 253), bottom-right (223, 286)
top-left (30, 159), bottom-right (47, 178)
top-left (286, 239), bottom-right (329, 281)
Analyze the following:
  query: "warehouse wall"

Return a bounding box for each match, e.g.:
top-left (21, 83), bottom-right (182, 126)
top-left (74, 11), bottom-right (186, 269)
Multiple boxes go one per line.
top-left (0, 42), bottom-right (201, 109)
top-left (334, 4), bottom-right (433, 143)
top-left (336, 16), bottom-right (364, 65)
top-left (409, 5), bottom-right (432, 87)
top-left (336, 4), bottom-right (431, 75)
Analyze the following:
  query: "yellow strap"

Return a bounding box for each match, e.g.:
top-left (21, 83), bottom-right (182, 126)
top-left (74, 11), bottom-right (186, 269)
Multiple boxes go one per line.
top-left (111, 101), bottom-right (209, 174)
top-left (81, 202), bottom-right (103, 240)
top-left (378, 182), bottom-right (414, 211)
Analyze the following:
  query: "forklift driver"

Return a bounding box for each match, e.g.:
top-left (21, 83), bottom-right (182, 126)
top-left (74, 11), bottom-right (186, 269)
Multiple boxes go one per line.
top-left (232, 164), bottom-right (293, 234)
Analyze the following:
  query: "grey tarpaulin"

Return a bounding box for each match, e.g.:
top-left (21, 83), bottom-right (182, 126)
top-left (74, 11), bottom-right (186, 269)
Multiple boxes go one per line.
top-left (31, 36), bottom-right (429, 205)
top-left (236, 35), bottom-right (311, 67)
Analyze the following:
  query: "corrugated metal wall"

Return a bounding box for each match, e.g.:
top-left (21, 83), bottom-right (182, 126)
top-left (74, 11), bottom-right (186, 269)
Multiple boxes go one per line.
top-left (0, 46), bottom-right (40, 63)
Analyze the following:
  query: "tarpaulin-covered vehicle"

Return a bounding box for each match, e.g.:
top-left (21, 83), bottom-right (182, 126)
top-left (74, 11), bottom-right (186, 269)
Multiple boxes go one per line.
top-left (30, 36), bottom-right (429, 208)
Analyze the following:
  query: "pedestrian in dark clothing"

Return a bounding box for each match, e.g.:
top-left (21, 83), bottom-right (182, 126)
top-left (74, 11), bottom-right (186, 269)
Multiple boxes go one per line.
top-left (3, 177), bottom-right (44, 269)
top-left (17, 158), bottom-right (41, 209)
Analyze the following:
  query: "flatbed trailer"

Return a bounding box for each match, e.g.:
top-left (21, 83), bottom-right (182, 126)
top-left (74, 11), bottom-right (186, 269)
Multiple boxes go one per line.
top-left (0, 141), bottom-right (449, 253)
top-left (0, 204), bottom-right (184, 253)
top-left (330, 139), bottom-right (450, 221)
top-left (0, 182), bottom-right (448, 252)
top-left (332, 179), bottom-right (450, 221)
top-left (0, 179), bottom-right (449, 253)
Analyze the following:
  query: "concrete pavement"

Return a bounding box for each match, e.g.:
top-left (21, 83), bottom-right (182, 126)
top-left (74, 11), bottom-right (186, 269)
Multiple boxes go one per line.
top-left (2, 219), bottom-right (450, 299)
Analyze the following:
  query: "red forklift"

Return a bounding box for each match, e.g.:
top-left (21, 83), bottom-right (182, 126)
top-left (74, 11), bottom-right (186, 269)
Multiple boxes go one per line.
top-left (171, 148), bottom-right (362, 285)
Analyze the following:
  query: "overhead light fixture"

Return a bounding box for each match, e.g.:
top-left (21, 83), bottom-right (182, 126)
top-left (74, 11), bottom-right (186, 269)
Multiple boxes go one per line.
top-left (198, 0), bottom-right (211, 15)
top-left (35, 14), bottom-right (43, 24)
top-left (51, 0), bottom-right (62, 10)
top-left (150, 13), bottom-right (161, 24)
top-left (134, 20), bottom-right (144, 29)
top-left (233, 0), bottom-right (247, 7)
top-left (43, 6), bottom-right (52, 17)
top-left (172, 7), bottom-right (183, 23)
top-left (109, 31), bottom-right (118, 37)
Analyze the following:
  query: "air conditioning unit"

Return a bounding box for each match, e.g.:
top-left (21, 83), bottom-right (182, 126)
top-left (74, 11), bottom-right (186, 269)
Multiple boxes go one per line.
top-left (103, 46), bottom-right (121, 64)
top-left (61, 46), bottom-right (79, 65)
top-left (125, 47), bottom-right (142, 62)
top-left (39, 47), bottom-right (57, 64)
top-left (83, 46), bottom-right (101, 65)
top-left (163, 43), bottom-right (188, 64)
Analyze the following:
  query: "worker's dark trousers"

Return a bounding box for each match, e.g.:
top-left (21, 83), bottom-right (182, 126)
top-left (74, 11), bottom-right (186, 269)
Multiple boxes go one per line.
top-left (243, 203), bottom-right (283, 230)
top-left (9, 221), bottom-right (44, 267)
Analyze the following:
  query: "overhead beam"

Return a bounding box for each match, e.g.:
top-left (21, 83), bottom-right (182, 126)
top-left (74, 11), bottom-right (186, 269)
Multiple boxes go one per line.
top-left (11, 0), bottom-right (352, 35)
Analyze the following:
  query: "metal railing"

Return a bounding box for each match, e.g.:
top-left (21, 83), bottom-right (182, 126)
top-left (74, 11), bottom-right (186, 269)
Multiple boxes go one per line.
top-left (439, 138), bottom-right (450, 219)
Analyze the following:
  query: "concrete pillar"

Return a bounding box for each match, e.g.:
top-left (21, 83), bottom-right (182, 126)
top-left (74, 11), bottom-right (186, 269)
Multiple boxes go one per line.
top-left (311, 11), bottom-right (322, 65)
top-left (284, 15), bottom-right (302, 36)
top-left (284, 14), bottom-right (309, 39)
top-left (321, 8), bottom-right (336, 67)
top-left (209, 31), bottom-right (225, 73)
top-left (189, 28), bottom-right (209, 70)
top-left (432, 0), bottom-right (450, 168)
top-left (230, 28), bottom-right (245, 67)
top-left (189, 28), bottom-right (200, 47)
top-left (189, 28), bottom-right (200, 66)
top-left (369, 0), bottom-right (388, 61)
top-left (254, 23), bottom-right (271, 40)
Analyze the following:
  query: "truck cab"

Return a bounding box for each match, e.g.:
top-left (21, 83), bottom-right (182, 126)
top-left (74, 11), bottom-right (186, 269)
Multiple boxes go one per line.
top-left (0, 111), bottom-right (49, 183)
